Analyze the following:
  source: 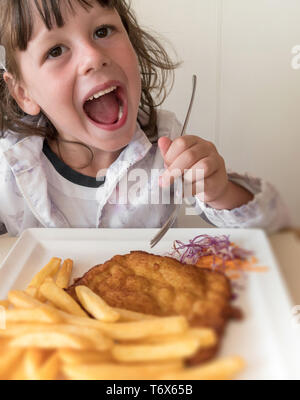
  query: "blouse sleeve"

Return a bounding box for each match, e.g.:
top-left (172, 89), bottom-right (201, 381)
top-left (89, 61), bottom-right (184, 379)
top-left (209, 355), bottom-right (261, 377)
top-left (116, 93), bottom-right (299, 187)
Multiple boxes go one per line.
top-left (194, 172), bottom-right (291, 233)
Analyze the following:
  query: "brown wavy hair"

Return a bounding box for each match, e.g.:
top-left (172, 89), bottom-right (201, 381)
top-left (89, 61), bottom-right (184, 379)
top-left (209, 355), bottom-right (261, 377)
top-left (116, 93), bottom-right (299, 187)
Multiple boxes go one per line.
top-left (0, 0), bottom-right (180, 146)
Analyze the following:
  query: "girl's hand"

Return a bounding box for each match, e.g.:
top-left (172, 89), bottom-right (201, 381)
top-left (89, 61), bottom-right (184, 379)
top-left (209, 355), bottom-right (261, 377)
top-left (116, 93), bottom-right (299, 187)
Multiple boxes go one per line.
top-left (158, 136), bottom-right (253, 210)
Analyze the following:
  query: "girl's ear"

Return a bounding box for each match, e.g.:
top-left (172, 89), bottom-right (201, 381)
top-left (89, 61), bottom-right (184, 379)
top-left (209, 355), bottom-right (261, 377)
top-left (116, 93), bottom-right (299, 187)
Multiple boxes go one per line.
top-left (3, 72), bottom-right (40, 116)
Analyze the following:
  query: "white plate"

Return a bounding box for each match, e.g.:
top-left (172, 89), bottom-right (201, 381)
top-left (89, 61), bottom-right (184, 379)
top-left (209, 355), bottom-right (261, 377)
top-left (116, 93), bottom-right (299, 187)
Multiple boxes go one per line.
top-left (0, 228), bottom-right (299, 380)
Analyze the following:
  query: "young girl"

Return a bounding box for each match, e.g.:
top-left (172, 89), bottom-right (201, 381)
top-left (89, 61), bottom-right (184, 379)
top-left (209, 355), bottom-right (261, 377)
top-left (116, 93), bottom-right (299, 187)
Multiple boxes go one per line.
top-left (0, 0), bottom-right (289, 236)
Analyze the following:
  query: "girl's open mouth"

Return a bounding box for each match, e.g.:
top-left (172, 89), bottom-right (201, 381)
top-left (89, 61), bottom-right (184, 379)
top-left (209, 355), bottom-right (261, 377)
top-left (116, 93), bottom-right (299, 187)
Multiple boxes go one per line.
top-left (83, 84), bottom-right (128, 131)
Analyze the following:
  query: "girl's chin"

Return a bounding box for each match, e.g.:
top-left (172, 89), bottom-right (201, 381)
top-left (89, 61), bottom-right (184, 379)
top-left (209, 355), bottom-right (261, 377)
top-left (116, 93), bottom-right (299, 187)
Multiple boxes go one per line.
top-left (88, 128), bottom-right (135, 153)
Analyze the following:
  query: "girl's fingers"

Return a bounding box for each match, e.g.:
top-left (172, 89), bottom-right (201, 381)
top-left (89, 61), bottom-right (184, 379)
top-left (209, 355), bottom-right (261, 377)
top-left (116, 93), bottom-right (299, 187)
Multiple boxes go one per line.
top-left (183, 157), bottom-right (220, 184)
top-left (192, 169), bottom-right (228, 202)
top-left (160, 143), bottom-right (208, 187)
top-left (162, 136), bottom-right (201, 167)
top-left (158, 137), bottom-right (173, 162)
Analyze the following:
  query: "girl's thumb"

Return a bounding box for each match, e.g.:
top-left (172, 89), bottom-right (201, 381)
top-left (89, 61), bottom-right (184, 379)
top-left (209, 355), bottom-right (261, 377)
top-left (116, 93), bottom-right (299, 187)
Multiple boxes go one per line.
top-left (158, 136), bottom-right (172, 160)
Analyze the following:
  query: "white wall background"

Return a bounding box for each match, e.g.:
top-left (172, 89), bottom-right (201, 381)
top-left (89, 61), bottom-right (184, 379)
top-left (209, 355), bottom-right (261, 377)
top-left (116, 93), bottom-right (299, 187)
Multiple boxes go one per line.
top-left (131, 0), bottom-right (300, 227)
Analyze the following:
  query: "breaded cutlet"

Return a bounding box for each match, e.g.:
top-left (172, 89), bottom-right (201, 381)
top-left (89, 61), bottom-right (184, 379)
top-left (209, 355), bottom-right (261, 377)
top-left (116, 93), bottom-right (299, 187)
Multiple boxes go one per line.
top-left (67, 251), bottom-right (241, 363)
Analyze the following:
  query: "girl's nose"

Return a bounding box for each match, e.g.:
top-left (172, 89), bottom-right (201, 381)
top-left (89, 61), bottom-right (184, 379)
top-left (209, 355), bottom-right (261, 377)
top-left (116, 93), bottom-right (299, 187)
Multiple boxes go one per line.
top-left (77, 44), bottom-right (111, 76)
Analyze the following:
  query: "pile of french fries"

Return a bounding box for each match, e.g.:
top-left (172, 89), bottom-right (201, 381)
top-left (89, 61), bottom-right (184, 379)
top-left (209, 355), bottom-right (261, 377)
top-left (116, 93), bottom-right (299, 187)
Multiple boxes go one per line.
top-left (0, 257), bottom-right (245, 380)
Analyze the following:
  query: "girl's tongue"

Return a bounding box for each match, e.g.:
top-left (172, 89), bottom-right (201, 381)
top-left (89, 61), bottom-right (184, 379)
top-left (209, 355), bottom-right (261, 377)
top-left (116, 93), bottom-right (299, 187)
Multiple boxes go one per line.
top-left (84, 91), bottom-right (119, 124)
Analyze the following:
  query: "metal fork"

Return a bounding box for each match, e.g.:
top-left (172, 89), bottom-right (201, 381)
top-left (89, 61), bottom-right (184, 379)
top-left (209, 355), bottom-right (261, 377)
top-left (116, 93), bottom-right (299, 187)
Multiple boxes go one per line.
top-left (150, 75), bottom-right (197, 248)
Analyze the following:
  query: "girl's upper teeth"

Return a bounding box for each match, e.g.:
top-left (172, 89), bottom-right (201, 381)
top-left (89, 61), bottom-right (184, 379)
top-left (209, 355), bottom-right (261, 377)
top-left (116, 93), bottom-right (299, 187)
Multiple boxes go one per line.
top-left (88, 86), bottom-right (117, 101)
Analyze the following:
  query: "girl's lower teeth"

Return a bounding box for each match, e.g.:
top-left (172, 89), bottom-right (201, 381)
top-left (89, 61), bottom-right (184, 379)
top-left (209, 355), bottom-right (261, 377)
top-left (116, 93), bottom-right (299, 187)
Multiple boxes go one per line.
top-left (118, 105), bottom-right (124, 122)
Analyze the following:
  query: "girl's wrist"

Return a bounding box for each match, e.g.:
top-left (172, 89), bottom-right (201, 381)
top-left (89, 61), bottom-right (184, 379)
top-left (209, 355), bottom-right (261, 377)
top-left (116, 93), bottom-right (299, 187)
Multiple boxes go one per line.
top-left (205, 181), bottom-right (254, 211)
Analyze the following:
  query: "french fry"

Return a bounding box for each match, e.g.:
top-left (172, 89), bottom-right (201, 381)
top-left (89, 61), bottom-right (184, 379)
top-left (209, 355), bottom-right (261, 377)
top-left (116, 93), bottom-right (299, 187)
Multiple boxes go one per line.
top-left (97, 316), bottom-right (188, 340)
top-left (0, 338), bottom-right (10, 347)
top-left (7, 292), bottom-right (102, 327)
top-left (158, 356), bottom-right (245, 380)
top-left (0, 325), bottom-right (35, 337)
top-left (24, 349), bottom-right (45, 380)
top-left (8, 290), bottom-right (62, 314)
top-left (55, 311), bottom-right (114, 330)
top-left (114, 307), bottom-right (157, 322)
top-left (2, 324), bottom-right (112, 351)
top-left (56, 259), bottom-right (73, 289)
top-left (141, 328), bottom-right (217, 348)
top-left (57, 313), bottom-right (188, 340)
top-left (62, 362), bottom-right (184, 380)
top-left (0, 348), bottom-right (24, 379)
top-left (25, 286), bottom-right (49, 303)
top-left (44, 277), bottom-right (54, 283)
top-left (52, 324), bottom-right (113, 350)
top-left (112, 338), bottom-right (200, 362)
top-left (58, 311), bottom-right (129, 335)
top-left (25, 287), bottom-right (39, 299)
top-left (9, 331), bottom-right (93, 350)
top-left (8, 354), bottom-right (27, 380)
top-left (28, 257), bottom-right (61, 289)
top-left (0, 300), bottom-right (10, 309)
top-left (4, 306), bottom-right (63, 324)
top-left (39, 280), bottom-right (88, 317)
top-left (8, 290), bottom-right (43, 309)
top-left (129, 360), bottom-right (184, 369)
top-left (58, 349), bottom-right (113, 365)
top-left (37, 277), bottom-right (55, 302)
top-left (75, 285), bottom-right (120, 322)
top-left (0, 323), bottom-right (89, 338)
top-left (37, 352), bottom-right (60, 380)
top-left (188, 328), bottom-right (217, 347)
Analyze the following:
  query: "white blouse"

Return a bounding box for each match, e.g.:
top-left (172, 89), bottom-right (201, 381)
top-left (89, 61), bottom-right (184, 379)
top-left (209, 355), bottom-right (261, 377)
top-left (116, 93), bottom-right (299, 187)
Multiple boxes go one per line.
top-left (0, 109), bottom-right (290, 236)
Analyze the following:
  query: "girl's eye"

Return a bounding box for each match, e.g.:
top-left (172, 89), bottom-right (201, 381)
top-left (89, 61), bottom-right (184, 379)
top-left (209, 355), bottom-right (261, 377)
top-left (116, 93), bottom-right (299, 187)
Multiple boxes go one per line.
top-left (94, 25), bottom-right (114, 39)
top-left (47, 45), bottom-right (66, 60)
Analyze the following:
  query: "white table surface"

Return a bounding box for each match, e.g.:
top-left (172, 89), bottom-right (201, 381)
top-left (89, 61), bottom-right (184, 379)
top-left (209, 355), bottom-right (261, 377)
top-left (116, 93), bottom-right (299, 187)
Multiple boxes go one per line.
top-left (0, 230), bottom-right (299, 306)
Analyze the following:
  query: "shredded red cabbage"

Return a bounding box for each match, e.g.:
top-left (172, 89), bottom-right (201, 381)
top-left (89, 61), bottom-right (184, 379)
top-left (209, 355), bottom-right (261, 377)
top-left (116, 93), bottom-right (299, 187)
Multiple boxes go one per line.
top-left (170, 234), bottom-right (253, 268)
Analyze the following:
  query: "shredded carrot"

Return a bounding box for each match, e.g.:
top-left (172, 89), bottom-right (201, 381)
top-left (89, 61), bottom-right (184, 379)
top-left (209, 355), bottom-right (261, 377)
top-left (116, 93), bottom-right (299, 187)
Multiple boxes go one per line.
top-left (170, 236), bottom-right (269, 281)
top-left (195, 255), bottom-right (268, 280)
top-left (226, 272), bottom-right (242, 280)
